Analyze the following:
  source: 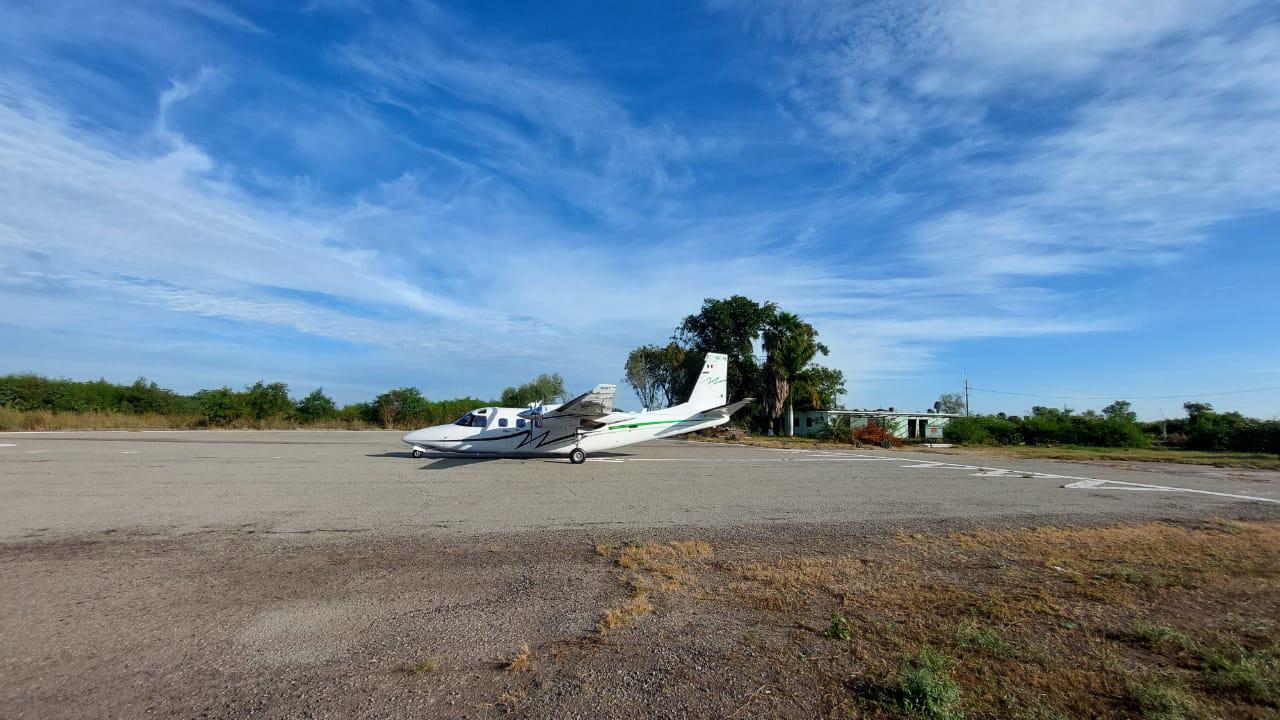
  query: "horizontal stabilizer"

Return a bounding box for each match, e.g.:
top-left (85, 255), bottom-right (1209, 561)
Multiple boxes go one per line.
top-left (697, 397), bottom-right (753, 418)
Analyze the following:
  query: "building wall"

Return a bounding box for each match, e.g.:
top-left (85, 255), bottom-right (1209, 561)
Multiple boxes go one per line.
top-left (793, 411), bottom-right (952, 440)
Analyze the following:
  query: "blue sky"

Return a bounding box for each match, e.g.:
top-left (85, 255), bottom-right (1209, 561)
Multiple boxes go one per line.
top-left (1, 0), bottom-right (1278, 419)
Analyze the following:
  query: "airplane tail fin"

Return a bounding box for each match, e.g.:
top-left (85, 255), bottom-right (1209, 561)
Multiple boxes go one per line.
top-left (687, 352), bottom-right (728, 410)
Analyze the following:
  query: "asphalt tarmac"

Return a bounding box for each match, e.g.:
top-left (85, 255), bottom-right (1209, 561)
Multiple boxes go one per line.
top-left (1, 430), bottom-right (1276, 541)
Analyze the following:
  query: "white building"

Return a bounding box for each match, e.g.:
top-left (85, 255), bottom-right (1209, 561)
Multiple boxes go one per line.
top-left (792, 409), bottom-right (961, 441)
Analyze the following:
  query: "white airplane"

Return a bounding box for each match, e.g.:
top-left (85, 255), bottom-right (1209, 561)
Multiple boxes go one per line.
top-left (401, 353), bottom-right (750, 464)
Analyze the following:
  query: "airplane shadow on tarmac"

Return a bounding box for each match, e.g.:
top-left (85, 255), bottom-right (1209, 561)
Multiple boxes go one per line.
top-left (366, 450), bottom-right (631, 470)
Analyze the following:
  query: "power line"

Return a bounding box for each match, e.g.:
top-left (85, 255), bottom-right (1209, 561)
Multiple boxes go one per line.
top-left (968, 385), bottom-right (1280, 401)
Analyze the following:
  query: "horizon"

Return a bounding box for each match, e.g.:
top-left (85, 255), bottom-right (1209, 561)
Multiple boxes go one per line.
top-left (3, 1), bottom-right (1279, 419)
top-left (2, 369), bottom-right (1269, 423)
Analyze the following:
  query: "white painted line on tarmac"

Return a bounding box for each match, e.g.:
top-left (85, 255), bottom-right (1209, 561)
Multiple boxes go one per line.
top-left (1062, 479), bottom-right (1279, 504)
top-left (0, 443), bottom-right (16, 447)
top-left (0, 431), bottom-right (83, 434)
top-left (623, 457), bottom-right (903, 463)
top-left (829, 451), bottom-right (1279, 506)
top-left (658, 443), bottom-right (1278, 505)
top-left (121, 451), bottom-right (137, 454)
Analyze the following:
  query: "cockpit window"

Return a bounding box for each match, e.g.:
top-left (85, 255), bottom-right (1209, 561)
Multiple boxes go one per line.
top-left (454, 413), bottom-right (473, 426)
top-left (470, 415), bottom-right (486, 427)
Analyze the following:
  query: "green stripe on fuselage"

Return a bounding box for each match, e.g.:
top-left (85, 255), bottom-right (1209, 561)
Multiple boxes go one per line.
top-left (608, 418), bottom-right (695, 430)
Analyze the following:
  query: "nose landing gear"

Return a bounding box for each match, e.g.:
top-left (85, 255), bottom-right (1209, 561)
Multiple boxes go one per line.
top-left (411, 447), bottom-right (425, 459)
top-left (569, 448), bottom-right (587, 465)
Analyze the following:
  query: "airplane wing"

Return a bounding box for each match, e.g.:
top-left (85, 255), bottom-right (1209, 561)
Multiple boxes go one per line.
top-left (549, 383), bottom-right (617, 418)
top-left (518, 384), bottom-right (619, 428)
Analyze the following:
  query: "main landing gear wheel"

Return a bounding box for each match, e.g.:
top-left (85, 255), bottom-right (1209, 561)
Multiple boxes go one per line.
top-left (411, 448), bottom-right (424, 459)
top-left (569, 448), bottom-right (587, 465)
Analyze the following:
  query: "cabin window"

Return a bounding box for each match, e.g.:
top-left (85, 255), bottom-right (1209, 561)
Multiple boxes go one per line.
top-left (517, 418), bottom-right (526, 428)
top-left (499, 418), bottom-right (508, 427)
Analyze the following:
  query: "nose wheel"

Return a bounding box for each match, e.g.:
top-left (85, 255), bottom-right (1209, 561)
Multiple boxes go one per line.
top-left (569, 448), bottom-right (587, 465)
top-left (411, 448), bottom-right (425, 459)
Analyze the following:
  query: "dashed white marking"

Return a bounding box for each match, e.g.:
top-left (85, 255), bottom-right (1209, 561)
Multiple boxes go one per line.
top-left (121, 451), bottom-right (137, 454)
top-left (585, 458), bottom-right (625, 463)
top-left (700, 445), bottom-right (1280, 506)
top-left (1062, 479), bottom-right (1278, 504)
top-left (0, 443), bottom-right (16, 447)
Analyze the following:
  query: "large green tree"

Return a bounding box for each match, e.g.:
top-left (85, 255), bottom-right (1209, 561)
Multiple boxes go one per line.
top-left (935, 393), bottom-right (966, 415)
top-left (761, 311), bottom-right (828, 435)
top-left (624, 343), bottom-right (687, 409)
top-left (792, 365), bottom-right (846, 411)
top-left (674, 296), bottom-right (776, 402)
top-left (375, 387), bottom-right (429, 427)
top-left (1101, 400), bottom-right (1137, 423)
top-left (500, 373), bottom-right (568, 408)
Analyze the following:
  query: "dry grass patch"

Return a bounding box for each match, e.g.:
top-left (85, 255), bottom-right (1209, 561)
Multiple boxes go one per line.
top-left (504, 643), bottom-right (534, 672)
top-left (408, 655), bottom-right (441, 675)
top-left (570, 523), bottom-right (1276, 716)
top-left (593, 540), bottom-right (713, 634)
top-left (596, 593), bottom-right (656, 634)
top-left (702, 520), bottom-right (1280, 719)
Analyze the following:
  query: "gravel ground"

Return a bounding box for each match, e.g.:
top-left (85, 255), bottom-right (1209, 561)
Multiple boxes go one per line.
top-left (1, 431), bottom-right (1276, 541)
top-left (2, 432), bottom-right (1276, 718)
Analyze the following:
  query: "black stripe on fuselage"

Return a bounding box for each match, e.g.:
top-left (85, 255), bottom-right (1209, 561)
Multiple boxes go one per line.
top-left (446, 430), bottom-right (531, 443)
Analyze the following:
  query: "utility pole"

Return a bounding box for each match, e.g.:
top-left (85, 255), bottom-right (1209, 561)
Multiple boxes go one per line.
top-left (963, 370), bottom-right (970, 416)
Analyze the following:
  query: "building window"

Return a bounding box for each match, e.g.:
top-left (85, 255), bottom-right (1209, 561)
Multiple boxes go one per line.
top-left (806, 417), bottom-right (814, 427)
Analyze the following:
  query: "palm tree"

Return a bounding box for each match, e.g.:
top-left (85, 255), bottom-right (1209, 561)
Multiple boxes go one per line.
top-left (761, 312), bottom-right (829, 436)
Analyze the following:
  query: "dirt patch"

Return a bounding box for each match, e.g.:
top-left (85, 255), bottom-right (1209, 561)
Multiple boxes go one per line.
top-left (3, 520), bottom-right (1278, 719)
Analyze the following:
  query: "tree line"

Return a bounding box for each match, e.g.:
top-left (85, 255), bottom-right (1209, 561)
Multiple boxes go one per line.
top-left (0, 372), bottom-right (570, 430)
top-left (943, 400), bottom-right (1279, 453)
top-left (623, 295), bottom-right (846, 433)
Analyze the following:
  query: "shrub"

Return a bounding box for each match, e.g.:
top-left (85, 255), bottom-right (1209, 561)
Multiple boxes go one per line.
top-left (818, 414), bottom-right (854, 443)
top-left (295, 388), bottom-right (337, 423)
top-left (193, 387), bottom-right (247, 425)
top-left (854, 423), bottom-right (902, 448)
top-left (895, 648), bottom-right (964, 720)
top-left (944, 416), bottom-right (991, 445)
top-left (244, 381), bottom-right (294, 421)
top-left (1087, 417), bottom-right (1152, 449)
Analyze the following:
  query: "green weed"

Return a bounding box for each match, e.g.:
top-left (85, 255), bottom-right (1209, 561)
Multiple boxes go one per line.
top-left (895, 647), bottom-right (965, 720)
top-left (1125, 675), bottom-right (1202, 720)
top-left (824, 611), bottom-right (852, 641)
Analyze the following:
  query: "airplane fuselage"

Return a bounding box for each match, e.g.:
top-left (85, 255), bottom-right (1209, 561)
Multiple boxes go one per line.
top-left (401, 401), bottom-right (732, 457)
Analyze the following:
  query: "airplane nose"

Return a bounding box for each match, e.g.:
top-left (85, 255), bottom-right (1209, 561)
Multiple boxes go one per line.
top-left (402, 430), bottom-right (425, 445)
